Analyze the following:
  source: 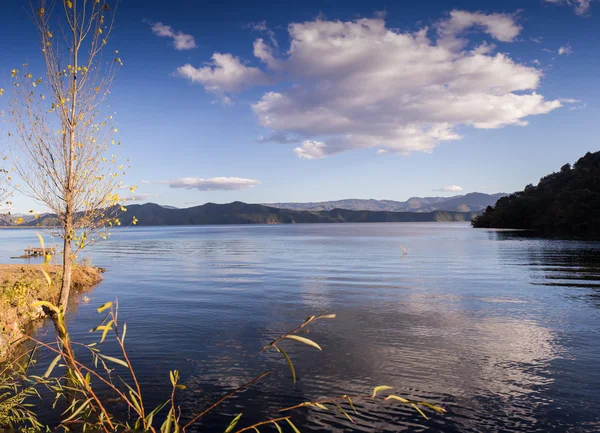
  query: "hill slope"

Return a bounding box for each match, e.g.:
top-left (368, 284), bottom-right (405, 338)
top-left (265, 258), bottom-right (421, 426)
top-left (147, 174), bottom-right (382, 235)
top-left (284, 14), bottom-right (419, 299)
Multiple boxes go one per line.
top-left (25, 202), bottom-right (479, 226)
top-left (472, 151), bottom-right (600, 238)
top-left (116, 202), bottom-right (480, 225)
top-left (265, 192), bottom-right (505, 213)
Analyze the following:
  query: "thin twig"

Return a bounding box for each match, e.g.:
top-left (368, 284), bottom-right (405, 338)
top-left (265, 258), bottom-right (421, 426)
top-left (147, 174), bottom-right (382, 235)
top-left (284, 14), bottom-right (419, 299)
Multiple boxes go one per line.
top-left (181, 371), bottom-right (271, 431)
top-left (233, 416), bottom-right (291, 433)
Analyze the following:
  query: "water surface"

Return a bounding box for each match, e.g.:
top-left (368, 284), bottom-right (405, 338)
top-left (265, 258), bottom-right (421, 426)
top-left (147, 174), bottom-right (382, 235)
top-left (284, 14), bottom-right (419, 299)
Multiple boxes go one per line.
top-left (1, 223), bottom-right (599, 432)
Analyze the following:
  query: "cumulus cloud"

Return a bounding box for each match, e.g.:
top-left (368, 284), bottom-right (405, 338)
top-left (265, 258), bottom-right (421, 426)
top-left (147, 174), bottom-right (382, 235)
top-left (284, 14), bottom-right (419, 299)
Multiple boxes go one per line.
top-left (177, 53), bottom-right (271, 98)
top-left (558, 44), bottom-right (573, 55)
top-left (433, 185), bottom-right (464, 192)
top-left (178, 12), bottom-right (567, 159)
top-left (148, 21), bottom-right (197, 50)
top-left (166, 177), bottom-right (261, 191)
top-left (437, 10), bottom-right (522, 50)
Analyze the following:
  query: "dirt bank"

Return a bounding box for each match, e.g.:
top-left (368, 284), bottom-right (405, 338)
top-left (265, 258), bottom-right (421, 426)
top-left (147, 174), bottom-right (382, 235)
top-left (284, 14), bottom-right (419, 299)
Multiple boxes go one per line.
top-left (0, 265), bottom-right (103, 360)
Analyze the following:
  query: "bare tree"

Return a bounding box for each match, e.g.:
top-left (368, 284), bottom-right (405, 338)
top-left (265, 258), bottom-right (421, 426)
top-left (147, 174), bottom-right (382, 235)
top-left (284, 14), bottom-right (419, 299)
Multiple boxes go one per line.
top-left (9, 0), bottom-right (129, 310)
top-left (1, 97), bottom-right (13, 214)
top-left (0, 154), bottom-right (12, 213)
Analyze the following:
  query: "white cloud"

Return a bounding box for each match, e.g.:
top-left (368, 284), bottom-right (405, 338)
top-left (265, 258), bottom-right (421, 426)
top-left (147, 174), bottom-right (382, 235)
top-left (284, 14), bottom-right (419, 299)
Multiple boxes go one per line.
top-left (530, 36), bottom-right (543, 43)
top-left (558, 44), bottom-right (573, 55)
top-left (166, 177), bottom-right (261, 191)
top-left (246, 21), bottom-right (278, 48)
top-left (257, 132), bottom-right (301, 144)
top-left (179, 12), bottom-right (566, 159)
top-left (126, 193), bottom-right (160, 201)
top-left (437, 10), bottom-right (522, 50)
top-left (433, 185), bottom-right (464, 192)
top-left (545, 0), bottom-right (592, 15)
top-left (575, 0), bottom-right (592, 14)
top-left (149, 21), bottom-right (197, 50)
top-left (176, 53), bottom-right (271, 99)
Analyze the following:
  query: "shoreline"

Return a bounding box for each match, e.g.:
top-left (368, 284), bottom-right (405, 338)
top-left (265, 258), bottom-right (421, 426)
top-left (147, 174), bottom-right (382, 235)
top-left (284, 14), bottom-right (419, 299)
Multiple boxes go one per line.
top-left (0, 264), bottom-right (104, 361)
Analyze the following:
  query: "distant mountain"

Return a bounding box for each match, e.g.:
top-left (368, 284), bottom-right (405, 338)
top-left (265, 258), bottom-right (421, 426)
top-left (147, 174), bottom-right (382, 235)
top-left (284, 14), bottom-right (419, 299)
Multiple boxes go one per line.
top-left (473, 151), bottom-right (600, 238)
top-left (25, 202), bottom-right (480, 227)
top-left (0, 213), bottom-right (41, 225)
top-left (264, 192), bottom-right (506, 213)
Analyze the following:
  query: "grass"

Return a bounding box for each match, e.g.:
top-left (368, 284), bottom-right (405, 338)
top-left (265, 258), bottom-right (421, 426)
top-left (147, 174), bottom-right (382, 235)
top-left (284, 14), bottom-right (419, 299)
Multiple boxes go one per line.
top-left (0, 264), bottom-right (103, 361)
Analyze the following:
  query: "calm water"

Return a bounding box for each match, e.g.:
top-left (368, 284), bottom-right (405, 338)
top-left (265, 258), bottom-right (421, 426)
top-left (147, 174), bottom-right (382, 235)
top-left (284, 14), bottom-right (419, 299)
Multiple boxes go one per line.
top-left (2, 223), bottom-right (600, 432)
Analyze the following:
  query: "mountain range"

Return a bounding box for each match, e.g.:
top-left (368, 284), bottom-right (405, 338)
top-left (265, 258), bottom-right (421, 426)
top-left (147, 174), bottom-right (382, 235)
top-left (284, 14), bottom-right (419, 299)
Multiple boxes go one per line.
top-left (264, 192), bottom-right (506, 213)
top-left (17, 202), bottom-right (481, 227)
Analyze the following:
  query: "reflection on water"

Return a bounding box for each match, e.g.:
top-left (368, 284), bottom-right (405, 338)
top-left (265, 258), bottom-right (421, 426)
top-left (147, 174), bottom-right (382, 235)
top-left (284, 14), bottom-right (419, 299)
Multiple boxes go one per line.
top-left (1, 224), bottom-right (599, 432)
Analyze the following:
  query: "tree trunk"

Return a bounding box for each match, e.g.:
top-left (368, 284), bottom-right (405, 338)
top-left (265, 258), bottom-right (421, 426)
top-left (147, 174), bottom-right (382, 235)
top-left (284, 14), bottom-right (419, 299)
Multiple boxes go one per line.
top-left (59, 220), bottom-right (73, 310)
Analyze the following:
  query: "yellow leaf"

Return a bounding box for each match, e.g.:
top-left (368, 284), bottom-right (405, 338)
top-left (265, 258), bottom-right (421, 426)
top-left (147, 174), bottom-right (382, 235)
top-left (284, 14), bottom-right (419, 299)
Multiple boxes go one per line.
top-left (285, 335), bottom-right (322, 350)
top-left (372, 386), bottom-right (393, 398)
top-left (411, 403), bottom-right (429, 420)
top-left (97, 301), bottom-right (113, 313)
top-left (385, 394), bottom-right (409, 403)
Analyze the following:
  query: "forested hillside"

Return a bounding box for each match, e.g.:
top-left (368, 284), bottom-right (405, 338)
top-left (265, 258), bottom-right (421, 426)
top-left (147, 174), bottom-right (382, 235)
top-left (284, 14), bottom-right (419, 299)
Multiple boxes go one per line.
top-left (472, 151), bottom-right (600, 238)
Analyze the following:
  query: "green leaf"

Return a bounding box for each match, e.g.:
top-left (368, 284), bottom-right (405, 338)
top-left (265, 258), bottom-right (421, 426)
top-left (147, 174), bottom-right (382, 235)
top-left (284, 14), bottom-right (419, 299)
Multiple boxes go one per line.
top-left (313, 403), bottom-right (328, 410)
top-left (275, 346), bottom-right (296, 384)
top-left (273, 422), bottom-right (283, 433)
top-left (129, 390), bottom-right (143, 414)
top-left (224, 412), bottom-right (242, 433)
top-left (98, 353), bottom-right (128, 368)
top-left (284, 335), bottom-right (322, 350)
top-left (285, 418), bottom-right (301, 433)
top-left (146, 400), bottom-right (169, 427)
top-left (62, 398), bottom-right (93, 423)
top-left (317, 314), bottom-right (336, 319)
top-left (44, 354), bottom-right (62, 378)
top-left (97, 301), bottom-right (113, 313)
top-left (122, 323), bottom-right (127, 343)
top-left (161, 407), bottom-right (173, 433)
top-left (372, 385), bottom-right (393, 398)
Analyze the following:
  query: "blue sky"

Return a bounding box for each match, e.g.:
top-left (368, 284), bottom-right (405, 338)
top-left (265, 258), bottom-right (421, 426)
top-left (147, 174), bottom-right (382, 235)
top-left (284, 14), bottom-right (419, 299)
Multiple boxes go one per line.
top-left (1, 0), bottom-right (599, 212)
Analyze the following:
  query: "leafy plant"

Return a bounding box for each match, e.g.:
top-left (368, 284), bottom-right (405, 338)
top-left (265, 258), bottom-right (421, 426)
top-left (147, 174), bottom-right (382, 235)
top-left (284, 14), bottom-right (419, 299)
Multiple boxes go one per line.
top-left (0, 347), bottom-right (43, 431)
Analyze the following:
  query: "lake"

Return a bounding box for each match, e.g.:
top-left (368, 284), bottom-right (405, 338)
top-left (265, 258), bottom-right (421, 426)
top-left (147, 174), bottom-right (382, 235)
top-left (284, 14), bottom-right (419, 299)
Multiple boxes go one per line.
top-left (1, 223), bottom-right (600, 432)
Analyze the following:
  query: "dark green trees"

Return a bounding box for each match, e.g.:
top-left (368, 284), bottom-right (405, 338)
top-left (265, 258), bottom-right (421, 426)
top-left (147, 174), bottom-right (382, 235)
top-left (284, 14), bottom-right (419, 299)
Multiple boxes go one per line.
top-left (472, 151), bottom-right (600, 238)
